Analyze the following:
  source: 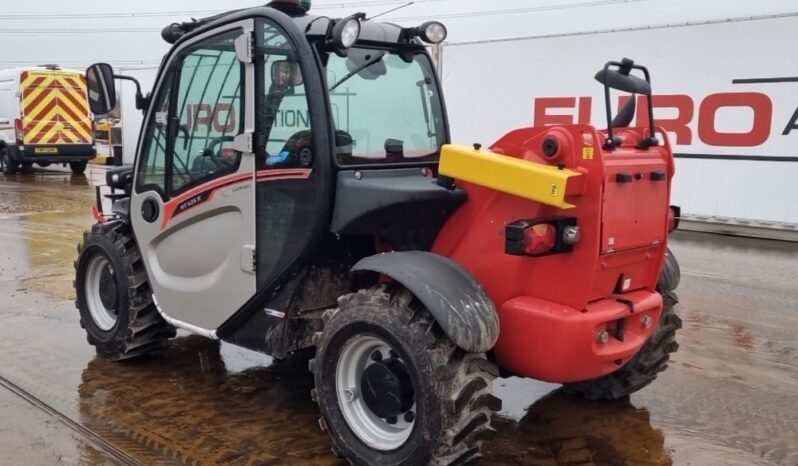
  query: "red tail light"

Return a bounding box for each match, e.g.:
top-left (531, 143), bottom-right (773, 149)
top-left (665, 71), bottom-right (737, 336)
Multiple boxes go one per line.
top-left (14, 118), bottom-right (23, 144)
top-left (506, 217), bottom-right (579, 257)
top-left (523, 223), bottom-right (557, 255)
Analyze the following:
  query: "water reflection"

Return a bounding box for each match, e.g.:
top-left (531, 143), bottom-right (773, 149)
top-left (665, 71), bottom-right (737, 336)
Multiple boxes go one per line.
top-left (69, 173), bottom-right (89, 186)
top-left (78, 336), bottom-right (340, 465)
top-left (75, 336), bottom-right (672, 465)
top-left (482, 391), bottom-right (670, 465)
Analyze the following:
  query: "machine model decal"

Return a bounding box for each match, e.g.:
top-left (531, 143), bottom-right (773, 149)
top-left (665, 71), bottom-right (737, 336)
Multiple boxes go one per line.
top-left (161, 168), bottom-right (312, 228)
top-left (174, 191), bottom-right (211, 217)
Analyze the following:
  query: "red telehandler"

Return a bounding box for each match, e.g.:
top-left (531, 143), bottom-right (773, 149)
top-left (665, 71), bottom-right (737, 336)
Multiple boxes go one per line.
top-left (75, 2), bottom-right (681, 464)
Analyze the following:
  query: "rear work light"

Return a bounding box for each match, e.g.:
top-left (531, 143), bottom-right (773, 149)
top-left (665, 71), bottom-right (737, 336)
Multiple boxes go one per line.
top-left (14, 118), bottom-right (23, 144)
top-left (505, 217), bottom-right (580, 257)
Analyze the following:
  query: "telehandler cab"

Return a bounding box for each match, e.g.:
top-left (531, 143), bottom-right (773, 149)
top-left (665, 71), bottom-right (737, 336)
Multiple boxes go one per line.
top-left (75, 1), bottom-right (681, 464)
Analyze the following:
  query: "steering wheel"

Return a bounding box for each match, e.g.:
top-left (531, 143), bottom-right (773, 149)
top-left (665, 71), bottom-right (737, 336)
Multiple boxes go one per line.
top-left (190, 135), bottom-right (236, 177)
top-left (207, 135), bottom-right (236, 161)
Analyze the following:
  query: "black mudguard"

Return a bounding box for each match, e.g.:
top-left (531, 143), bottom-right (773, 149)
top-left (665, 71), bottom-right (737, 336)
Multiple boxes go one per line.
top-left (352, 251), bottom-right (499, 353)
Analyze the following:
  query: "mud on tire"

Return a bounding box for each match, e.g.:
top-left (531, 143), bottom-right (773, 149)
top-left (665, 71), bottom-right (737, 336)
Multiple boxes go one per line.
top-left (310, 285), bottom-right (501, 466)
top-left (74, 221), bottom-right (175, 360)
top-left (563, 249), bottom-right (682, 400)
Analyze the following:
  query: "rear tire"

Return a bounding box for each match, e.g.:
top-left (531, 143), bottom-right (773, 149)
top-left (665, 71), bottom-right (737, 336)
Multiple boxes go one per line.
top-left (563, 249), bottom-right (682, 400)
top-left (1, 147), bottom-right (19, 174)
top-left (74, 221), bottom-right (175, 360)
top-left (311, 286), bottom-right (501, 466)
top-left (70, 161), bottom-right (88, 174)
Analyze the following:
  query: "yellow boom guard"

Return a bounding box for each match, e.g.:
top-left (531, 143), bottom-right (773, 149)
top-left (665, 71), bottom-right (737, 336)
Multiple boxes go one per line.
top-left (438, 144), bottom-right (581, 209)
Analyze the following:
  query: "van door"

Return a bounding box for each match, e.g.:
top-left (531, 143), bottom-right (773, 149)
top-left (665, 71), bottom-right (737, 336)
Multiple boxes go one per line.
top-left (20, 69), bottom-right (92, 146)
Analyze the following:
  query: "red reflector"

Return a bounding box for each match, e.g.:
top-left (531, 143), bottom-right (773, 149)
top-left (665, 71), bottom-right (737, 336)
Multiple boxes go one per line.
top-left (523, 223), bottom-right (557, 255)
top-left (668, 206), bottom-right (681, 232)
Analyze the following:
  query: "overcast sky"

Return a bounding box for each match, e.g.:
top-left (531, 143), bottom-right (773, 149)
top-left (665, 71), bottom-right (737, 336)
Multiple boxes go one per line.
top-left (0, 0), bottom-right (794, 71)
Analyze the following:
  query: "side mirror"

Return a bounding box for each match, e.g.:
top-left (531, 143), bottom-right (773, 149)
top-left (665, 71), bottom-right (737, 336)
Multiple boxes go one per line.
top-left (594, 68), bottom-right (652, 95)
top-left (86, 63), bottom-right (117, 115)
top-left (271, 60), bottom-right (303, 90)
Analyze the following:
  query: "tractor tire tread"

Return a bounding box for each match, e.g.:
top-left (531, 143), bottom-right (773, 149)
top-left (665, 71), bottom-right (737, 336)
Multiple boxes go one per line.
top-left (76, 220), bottom-right (175, 361)
top-left (312, 285), bottom-right (500, 466)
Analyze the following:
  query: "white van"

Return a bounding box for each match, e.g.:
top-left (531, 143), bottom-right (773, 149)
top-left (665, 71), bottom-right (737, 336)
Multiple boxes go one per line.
top-left (0, 65), bottom-right (95, 174)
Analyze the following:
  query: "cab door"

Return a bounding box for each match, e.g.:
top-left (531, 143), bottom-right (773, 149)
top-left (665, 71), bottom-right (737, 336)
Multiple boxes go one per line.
top-left (130, 20), bottom-right (257, 332)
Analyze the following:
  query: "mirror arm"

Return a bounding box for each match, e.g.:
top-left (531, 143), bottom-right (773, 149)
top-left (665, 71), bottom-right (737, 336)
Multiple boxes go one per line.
top-left (637, 65), bottom-right (658, 148)
top-left (600, 59), bottom-right (658, 151)
top-left (601, 63), bottom-right (618, 150)
top-left (113, 74), bottom-right (149, 111)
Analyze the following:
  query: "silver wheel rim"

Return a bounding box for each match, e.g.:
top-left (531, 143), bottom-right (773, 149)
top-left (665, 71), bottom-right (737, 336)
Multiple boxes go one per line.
top-left (336, 335), bottom-right (416, 450)
top-left (84, 254), bottom-right (118, 331)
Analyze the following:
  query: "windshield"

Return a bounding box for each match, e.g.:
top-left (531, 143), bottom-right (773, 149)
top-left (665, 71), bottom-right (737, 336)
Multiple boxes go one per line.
top-left (325, 47), bottom-right (446, 166)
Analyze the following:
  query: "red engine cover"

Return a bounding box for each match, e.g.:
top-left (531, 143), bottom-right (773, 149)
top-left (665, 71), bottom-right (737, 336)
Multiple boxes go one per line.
top-left (433, 124), bottom-right (675, 382)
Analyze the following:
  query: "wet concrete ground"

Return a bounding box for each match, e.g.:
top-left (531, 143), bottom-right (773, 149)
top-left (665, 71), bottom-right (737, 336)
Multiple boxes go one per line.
top-left (0, 167), bottom-right (797, 466)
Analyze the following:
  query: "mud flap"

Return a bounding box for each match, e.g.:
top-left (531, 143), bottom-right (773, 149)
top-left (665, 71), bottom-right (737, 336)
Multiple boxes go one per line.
top-left (352, 251), bottom-right (499, 353)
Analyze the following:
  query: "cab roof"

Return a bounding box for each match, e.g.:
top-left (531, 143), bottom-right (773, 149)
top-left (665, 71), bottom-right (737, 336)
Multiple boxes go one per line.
top-left (162, 3), bottom-right (409, 48)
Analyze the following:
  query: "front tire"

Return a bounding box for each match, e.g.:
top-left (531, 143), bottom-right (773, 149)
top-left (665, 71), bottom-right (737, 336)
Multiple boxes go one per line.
top-left (311, 286), bottom-right (501, 466)
top-left (74, 221), bottom-right (175, 360)
top-left (563, 249), bottom-right (682, 400)
top-left (1, 147), bottom-right (19, 174)
top-left (70, 161), bottom-right (88, 174)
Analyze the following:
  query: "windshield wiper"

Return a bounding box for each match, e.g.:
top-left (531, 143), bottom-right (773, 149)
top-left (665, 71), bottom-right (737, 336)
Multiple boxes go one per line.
top-left (330, 51), bottom-right (387, 92)
top-left (417, 78), bottom-right (435, 137)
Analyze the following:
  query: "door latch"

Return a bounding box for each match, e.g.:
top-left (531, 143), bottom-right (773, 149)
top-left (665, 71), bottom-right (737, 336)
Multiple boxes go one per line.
top-left (241, 245), bottom-right (256, 273)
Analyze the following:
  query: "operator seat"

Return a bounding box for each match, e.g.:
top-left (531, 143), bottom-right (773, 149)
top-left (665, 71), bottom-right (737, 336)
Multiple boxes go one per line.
top-left (265, 129), bottom-right (354, 168)
top-left (266, 130), bottom-right (313, 168)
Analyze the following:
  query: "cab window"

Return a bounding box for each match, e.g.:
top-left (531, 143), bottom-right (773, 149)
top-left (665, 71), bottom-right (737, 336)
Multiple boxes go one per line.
top-left (169, 31), bottom-right (244, 195)
top-left (325, 48), bottom-right (446, 166)
top-left (135, 71), bottom-right (172, 193)
top-left (256, 23), bottom-right (313, 170)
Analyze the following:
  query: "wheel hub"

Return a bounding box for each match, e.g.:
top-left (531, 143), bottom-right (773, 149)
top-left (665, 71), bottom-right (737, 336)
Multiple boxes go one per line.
top-left (335, 335), bottom-right (417, 450)
top-left (84, 254), bottom-right (120, 331)
top-left (98, 266), bottom-right (117, 310)
top-left (360, 358), bottom-right (414, 419)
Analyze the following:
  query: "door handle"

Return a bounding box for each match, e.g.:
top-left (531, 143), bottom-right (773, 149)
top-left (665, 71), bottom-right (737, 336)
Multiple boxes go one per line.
top-left (141, 198), bottom-right (160, 223)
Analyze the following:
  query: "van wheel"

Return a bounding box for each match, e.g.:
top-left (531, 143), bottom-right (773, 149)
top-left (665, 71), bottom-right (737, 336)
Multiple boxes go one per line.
top-left (75, 221), bottom-right (176, 360)
top-left (311, 285), bottom-right (501, 465)
top-left (1, 148), bottom-right (19, 174)
top-left (70, 161), bottom-right (88, 174)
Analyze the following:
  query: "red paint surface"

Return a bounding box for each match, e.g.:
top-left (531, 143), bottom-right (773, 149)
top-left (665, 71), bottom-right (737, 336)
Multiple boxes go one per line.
top-left (433, 124), bottom-right (674, 382)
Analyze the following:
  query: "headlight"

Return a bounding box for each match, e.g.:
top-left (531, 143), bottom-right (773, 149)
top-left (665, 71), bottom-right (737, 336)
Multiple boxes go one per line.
top-left (333, 17), bottom-right (361, 50)
top-left (419, 21), bottom-right (447, 44)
